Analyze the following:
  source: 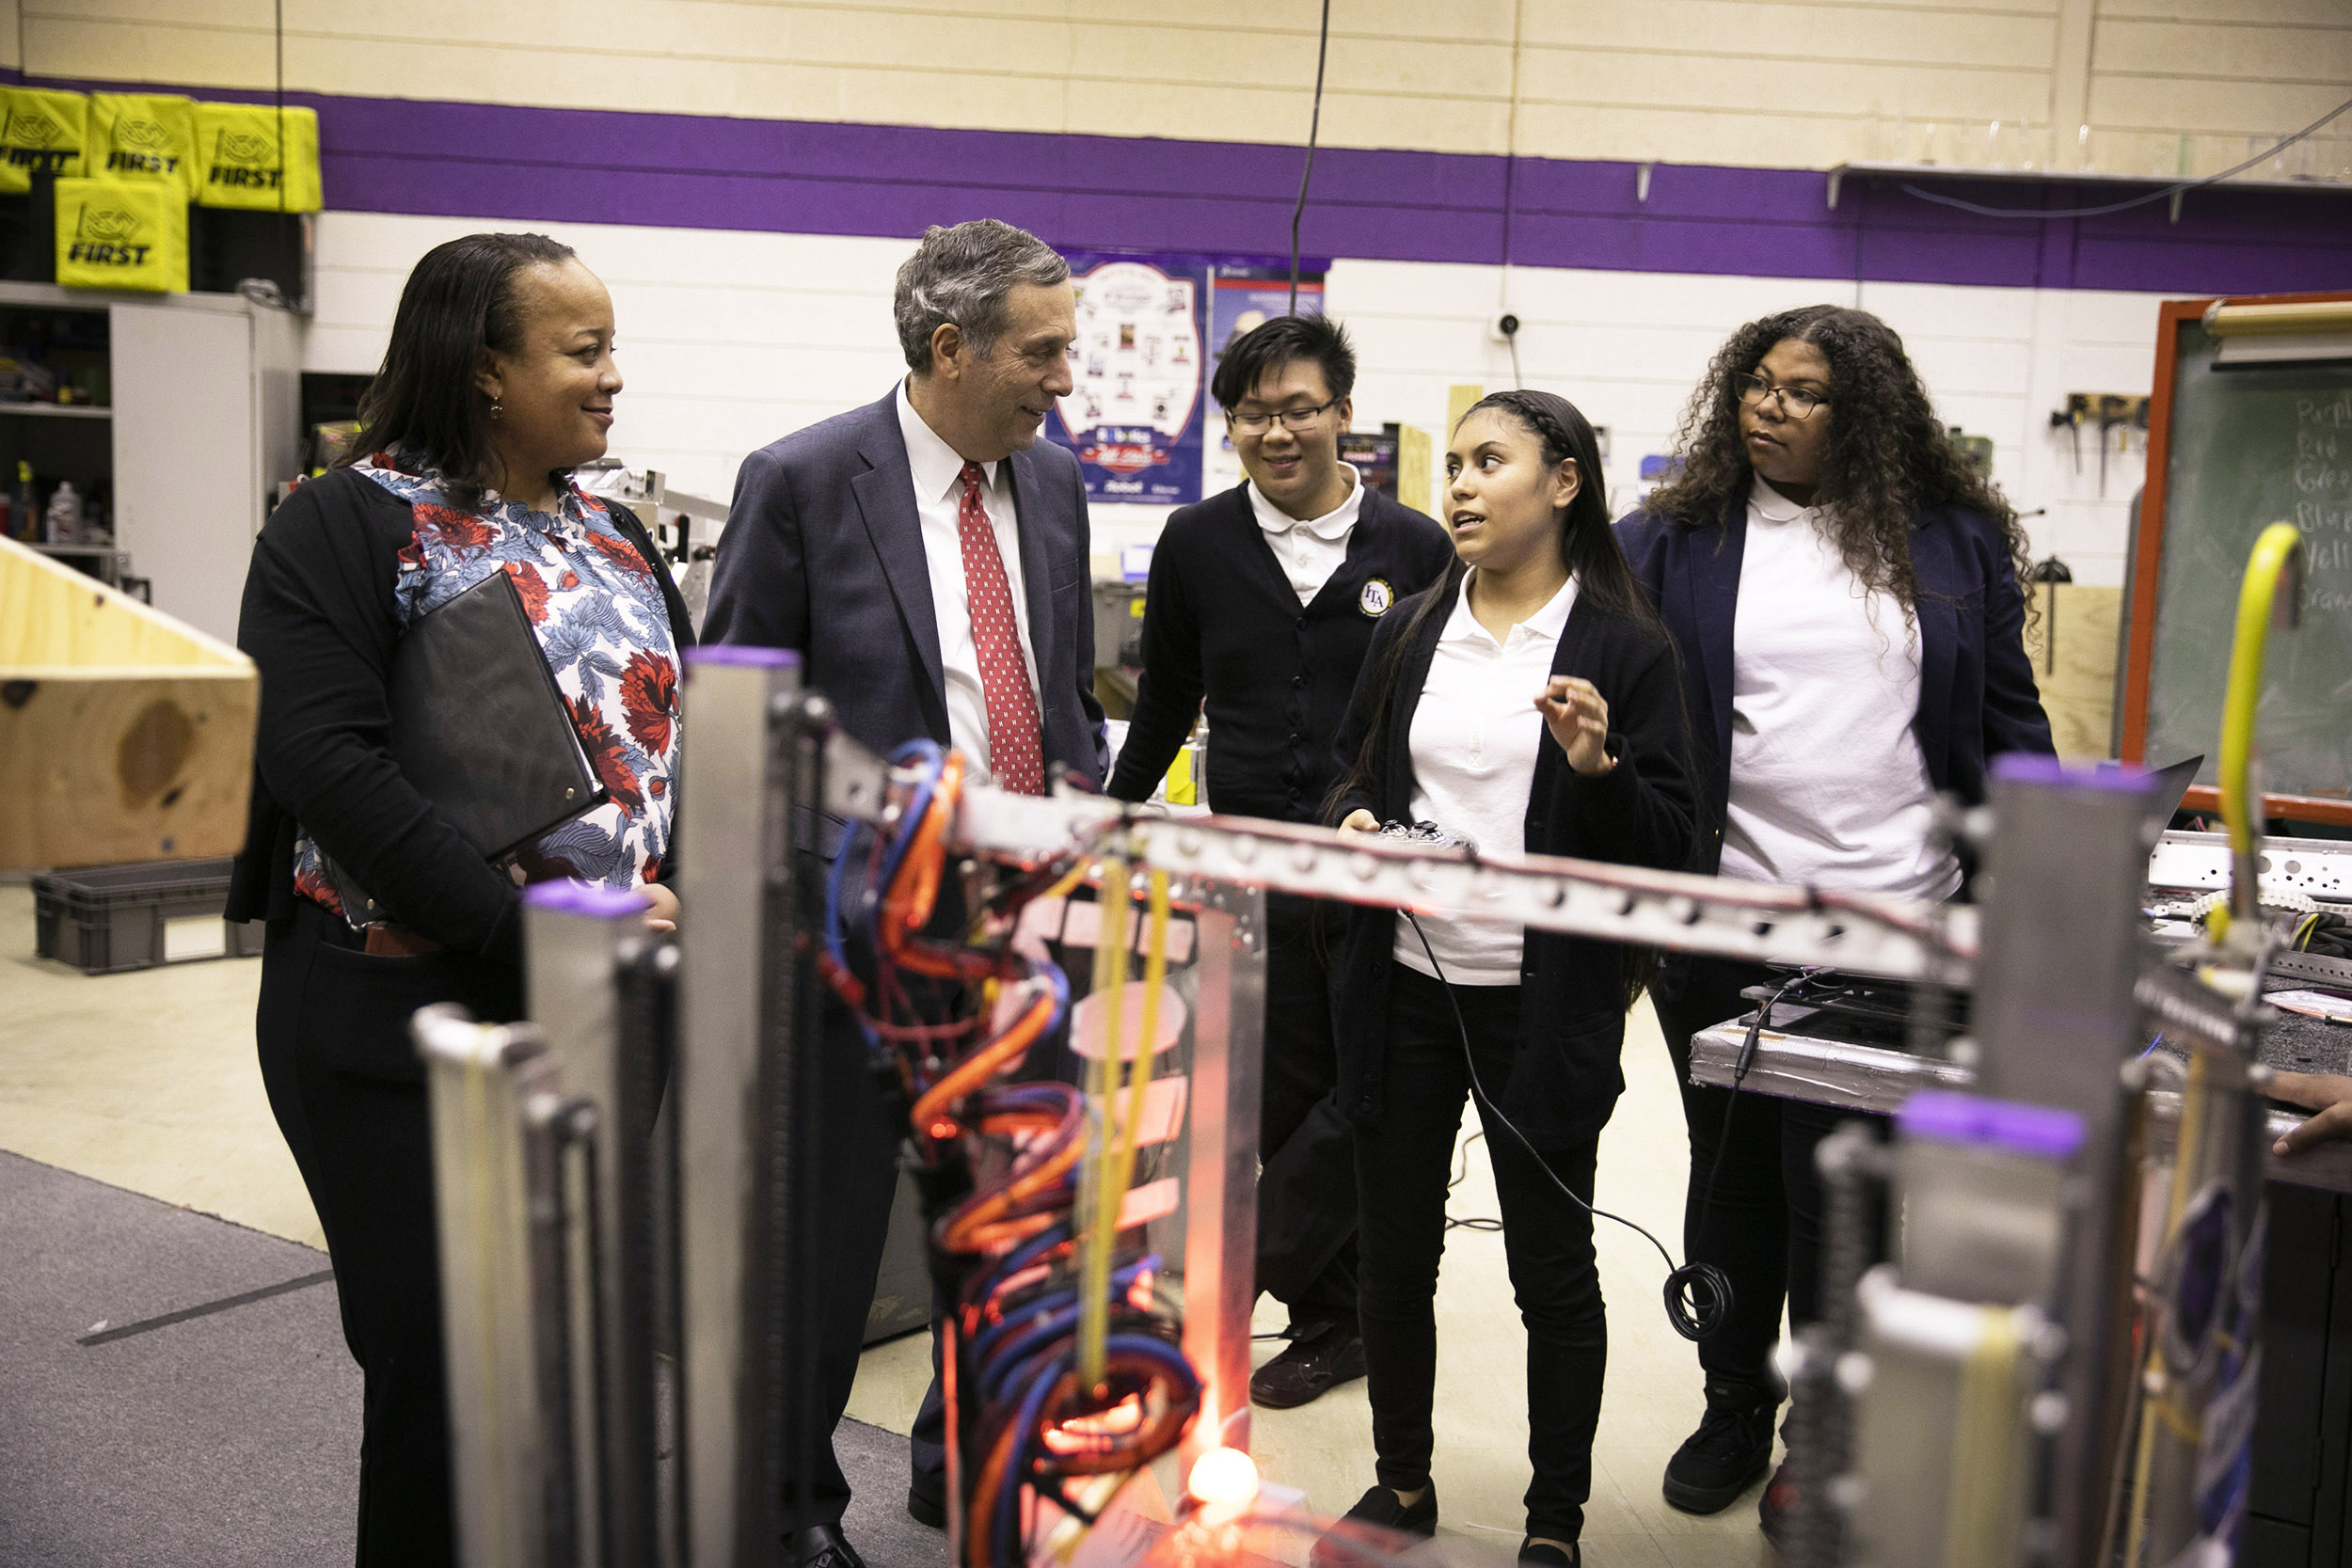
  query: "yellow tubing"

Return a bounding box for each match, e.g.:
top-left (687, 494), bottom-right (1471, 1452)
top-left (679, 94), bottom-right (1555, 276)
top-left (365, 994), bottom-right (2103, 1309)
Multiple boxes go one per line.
top-left (2214, 521), bottom-right (2303, 937)
top-left (1076, 858), bottom-right (1129, 1390)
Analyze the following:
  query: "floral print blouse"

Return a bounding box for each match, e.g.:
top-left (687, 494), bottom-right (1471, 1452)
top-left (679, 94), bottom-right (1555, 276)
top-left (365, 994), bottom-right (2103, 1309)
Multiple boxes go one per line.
top-left (292, 451), bottom-right (681, 925)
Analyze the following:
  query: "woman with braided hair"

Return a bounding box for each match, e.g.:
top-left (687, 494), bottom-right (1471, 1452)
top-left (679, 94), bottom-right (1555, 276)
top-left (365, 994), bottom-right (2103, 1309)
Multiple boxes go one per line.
top-left (1618, 305), bottom-right (2052, 1537)
top-left (1312, 390), bottom-right (1699, 1568)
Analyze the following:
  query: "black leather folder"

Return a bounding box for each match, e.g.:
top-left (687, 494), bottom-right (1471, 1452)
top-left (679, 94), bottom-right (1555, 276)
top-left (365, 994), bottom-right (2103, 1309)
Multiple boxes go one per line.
top-left (330, 569), bottom-right (605, 918)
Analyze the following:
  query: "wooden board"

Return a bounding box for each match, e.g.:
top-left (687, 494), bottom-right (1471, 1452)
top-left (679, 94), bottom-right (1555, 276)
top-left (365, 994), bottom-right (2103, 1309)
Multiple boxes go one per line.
top-left (0, 536), bottom-right (257, 869)
top-left (2022, 583), bottom-right (2122, 763)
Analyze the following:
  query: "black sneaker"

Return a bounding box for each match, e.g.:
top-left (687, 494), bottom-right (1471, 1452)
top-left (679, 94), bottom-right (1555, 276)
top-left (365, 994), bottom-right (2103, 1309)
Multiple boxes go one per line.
top-left (1250, 1320), bottom-right (1367, 1410)
top-left (1309, 1482), bottom-right (1438, 1568)
top-left (1661, 1378), bottom-right (1780, 1514)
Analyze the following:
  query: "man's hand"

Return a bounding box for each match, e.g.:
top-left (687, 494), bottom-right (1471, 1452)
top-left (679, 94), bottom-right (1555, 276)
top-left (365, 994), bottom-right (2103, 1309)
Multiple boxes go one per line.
top-left (1535, 675), bottom-right (1615, 775)
top-left (641, 881), bottom-right (680, 935)
top-left (1338, 809), bottom-right (1379, 836)
top-left (2270, 1071), bottom-right (2352, 1156)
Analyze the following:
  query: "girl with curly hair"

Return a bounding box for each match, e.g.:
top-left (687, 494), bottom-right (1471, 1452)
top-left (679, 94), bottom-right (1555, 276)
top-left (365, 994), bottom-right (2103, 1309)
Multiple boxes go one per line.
top-left (1617, 305), bottom-right (2053, 1538)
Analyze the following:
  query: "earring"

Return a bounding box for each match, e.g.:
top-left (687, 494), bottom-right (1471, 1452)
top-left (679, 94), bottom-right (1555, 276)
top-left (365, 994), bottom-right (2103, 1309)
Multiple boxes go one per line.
top-left (489, 397), bottom-right (504, 421)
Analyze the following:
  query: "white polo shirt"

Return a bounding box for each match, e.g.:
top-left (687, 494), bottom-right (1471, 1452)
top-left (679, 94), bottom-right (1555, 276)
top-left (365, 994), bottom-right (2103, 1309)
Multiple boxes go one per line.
top-left (1718, 475), bottom-right (1958, 899)
top-left (1393, 568), bottom-right (1580, 986)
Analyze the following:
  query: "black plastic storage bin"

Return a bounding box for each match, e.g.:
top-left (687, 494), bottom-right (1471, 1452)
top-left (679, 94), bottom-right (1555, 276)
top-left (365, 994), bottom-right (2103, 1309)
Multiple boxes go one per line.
top-left (32, 859), bottom-right (264, 975)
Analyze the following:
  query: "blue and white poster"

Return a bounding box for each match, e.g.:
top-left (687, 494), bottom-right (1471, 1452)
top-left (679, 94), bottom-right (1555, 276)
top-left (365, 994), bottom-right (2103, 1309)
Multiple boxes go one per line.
top-left (1052, 253), bottom-right (1206, 507)
top-left (1050, 252), bottom-right (1331, 508)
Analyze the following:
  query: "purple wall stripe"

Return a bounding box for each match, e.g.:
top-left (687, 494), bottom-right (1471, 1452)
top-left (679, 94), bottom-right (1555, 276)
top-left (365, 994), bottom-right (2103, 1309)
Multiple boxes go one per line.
top-left (40, 74), bottom-right (2352, 295)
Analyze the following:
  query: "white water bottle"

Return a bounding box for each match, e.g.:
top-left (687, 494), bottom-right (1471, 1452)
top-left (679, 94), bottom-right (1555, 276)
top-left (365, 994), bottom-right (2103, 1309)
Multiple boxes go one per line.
top-left (43, 480), bottom-right (82, 545)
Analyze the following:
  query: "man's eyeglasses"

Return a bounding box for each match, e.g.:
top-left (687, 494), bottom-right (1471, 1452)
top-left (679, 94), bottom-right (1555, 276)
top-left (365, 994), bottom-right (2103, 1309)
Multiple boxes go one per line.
top-left (1732, 372), bottom-right (1829, 420)
top-left (1227, 397), bottom-right (1339, 435)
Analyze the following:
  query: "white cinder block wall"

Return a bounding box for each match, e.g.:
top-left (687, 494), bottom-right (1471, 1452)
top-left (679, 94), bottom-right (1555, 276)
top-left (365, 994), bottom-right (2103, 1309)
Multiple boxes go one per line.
top-left (312, 213), bottom-right (2158, 585)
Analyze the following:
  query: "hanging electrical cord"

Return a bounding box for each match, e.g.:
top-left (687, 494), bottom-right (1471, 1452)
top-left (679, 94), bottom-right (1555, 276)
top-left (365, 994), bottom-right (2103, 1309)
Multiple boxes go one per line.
top-left (1403, 914), bottom-right (1729, 1341)
top-left (1446, 1131), bottom-right (1502, 1234)
top-left (1897, 92), bottom-right (2352, 220)
top-left (1287, 0), bottom-right (1332, 314)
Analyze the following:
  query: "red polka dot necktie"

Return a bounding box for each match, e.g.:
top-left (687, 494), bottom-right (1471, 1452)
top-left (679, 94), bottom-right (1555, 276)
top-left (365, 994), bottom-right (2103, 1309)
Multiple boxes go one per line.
top-left (955, 462), bottom-right (1045, 795)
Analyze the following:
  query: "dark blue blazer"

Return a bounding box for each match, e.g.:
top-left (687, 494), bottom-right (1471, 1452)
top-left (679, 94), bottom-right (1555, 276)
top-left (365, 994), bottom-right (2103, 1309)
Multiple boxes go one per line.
top-left (704, 389), bottom-right (1109, 784)
top-left (1614, 495), bottom-right (2053, 874)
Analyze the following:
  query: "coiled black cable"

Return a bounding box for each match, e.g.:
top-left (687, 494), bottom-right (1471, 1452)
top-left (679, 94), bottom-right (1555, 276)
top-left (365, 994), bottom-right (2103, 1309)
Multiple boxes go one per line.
top-left (1404, 913), bottom-right (1730, 1342)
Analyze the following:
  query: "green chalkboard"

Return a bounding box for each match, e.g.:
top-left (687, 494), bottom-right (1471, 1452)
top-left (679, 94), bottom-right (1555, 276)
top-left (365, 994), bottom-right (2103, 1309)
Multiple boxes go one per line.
top-left (2139, 317), bottom-right (2352, 810)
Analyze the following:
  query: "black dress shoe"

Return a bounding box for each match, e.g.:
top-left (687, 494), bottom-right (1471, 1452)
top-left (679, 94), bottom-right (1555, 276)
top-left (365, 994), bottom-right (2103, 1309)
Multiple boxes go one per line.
top-left (1249, 1320), bottom-right (1367, 1410)
top-left (1309, 1482), bottom-right (1438, 1568)
top-left (1661, 1377), bottom-right (1781, 1514)
top-left (1518, 1538), bottom-right (1580, 1567)
top-left (787, 1521), bottom-right (869, 1568)
top-left (907, 1479), bottom-right (946, 1530)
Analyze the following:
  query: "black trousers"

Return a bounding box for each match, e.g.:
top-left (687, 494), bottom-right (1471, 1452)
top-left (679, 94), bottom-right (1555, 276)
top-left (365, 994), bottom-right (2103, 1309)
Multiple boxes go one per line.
top-left (781, 991), bottom-right (946, 1532)
top-left (1257, 893), bottom-right (1358, 1330)
top-left (256, 899), bottom-right (523, 1568)
top-left (1355, 966), bottom-right (1606, 1544)
top-left (1652, 956), bottom-right (1887, 1394)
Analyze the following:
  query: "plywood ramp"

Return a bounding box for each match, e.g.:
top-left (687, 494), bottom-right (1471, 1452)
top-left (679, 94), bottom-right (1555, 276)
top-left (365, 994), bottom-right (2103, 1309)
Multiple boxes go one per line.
top-left (1, 537), bottom-right (257, 870)
top-left (2023, 583), bottom-right (2122, 764)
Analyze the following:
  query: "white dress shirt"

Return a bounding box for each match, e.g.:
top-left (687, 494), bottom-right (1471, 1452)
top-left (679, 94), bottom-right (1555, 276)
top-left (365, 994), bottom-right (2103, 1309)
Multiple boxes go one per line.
top-left (1248, 462), bottom-right (1364, 605)
top-left (896, 380), bottom-right (1041, 775)
top-left (1718, 475), bottom-right (1958, 899)
top-left (1392, 568), bottom-right (1581, 986)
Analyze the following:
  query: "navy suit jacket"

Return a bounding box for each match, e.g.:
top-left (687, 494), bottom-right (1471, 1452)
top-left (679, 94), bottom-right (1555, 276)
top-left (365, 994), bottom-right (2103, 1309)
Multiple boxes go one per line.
top-left (1615, 495), bottom-right (2053, 874)
top-left (704, 388), bottom-right (1109, 784)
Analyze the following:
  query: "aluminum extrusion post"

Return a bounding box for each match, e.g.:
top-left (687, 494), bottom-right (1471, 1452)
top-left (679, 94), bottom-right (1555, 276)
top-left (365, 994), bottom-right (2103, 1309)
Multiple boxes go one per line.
top-left (1968, 756), bottom-right (2158, 1565)
top-left (418, 1005), bottom-right (580, 1568)
top-left (1175, 882), bottom-right (1265, 1471)
top-left (524, 882), bottom-right (671, 1568)
top-left (675, 645), bottom-right (801, 1568)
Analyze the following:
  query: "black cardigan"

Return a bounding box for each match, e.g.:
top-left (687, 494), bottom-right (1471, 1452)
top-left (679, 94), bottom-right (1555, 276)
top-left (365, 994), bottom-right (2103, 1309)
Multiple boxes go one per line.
top-left (1327, 571), bottom-right (1698, 1146)
top-left (1106, 483), bottom-right (1452, 822)
top-left (225, 467), bottom-right (695, 965)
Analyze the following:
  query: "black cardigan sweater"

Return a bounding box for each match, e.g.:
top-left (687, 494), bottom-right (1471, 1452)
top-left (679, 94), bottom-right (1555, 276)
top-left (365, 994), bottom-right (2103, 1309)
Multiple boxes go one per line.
top-left (1327, 570), bottom-right (1698, 1145)
top-left (225, 467), bottom-right (695, 966)
top-left (1106, 482), bottom-right (1452, 821)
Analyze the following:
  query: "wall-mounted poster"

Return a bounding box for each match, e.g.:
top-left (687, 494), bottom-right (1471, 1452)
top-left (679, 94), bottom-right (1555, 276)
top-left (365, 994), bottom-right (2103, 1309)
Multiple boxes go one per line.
top-left (1053, 253), bottom-right (1205, 507)
top-left (1051, 253), bottom-right (1327, 508)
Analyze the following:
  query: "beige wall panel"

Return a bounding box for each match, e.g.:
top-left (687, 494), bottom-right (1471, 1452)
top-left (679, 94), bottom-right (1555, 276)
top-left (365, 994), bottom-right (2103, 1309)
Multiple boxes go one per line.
top-left (2094, 17), bottom-right (2352, 81)
top-left (1517, 49), bottom-right (2052, 120)
top-left (27, 14), bottom-right (278, 88)
top-left (2087, 74), bottom-right (2352, 133)
top-left (1508, 103), bottom-right (1868, 166)
top-left (1067, 0), bottom-right (1515, 38)
top-left (2098, 0), bottom-right (2352, 27)
top-left (1057, 76), bottom-right (1503, 152)
top-left (1525, 1), bottom-right (2058, 70)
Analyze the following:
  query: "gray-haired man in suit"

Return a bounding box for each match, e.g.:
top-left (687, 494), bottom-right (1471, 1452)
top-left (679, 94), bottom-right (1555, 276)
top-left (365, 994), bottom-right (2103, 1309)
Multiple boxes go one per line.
top-left (704, 218), bottom-right (1106, 1568)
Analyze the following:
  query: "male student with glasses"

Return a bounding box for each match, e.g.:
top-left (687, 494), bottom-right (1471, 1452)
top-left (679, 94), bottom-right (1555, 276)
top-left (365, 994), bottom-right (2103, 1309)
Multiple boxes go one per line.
top-left (1107, 312), bottom-right (1451, 1408)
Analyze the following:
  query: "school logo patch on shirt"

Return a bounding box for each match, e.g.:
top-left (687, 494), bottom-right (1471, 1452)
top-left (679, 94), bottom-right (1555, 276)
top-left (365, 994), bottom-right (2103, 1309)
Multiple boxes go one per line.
top-left (1359, 578), bottom-right (1394, 617)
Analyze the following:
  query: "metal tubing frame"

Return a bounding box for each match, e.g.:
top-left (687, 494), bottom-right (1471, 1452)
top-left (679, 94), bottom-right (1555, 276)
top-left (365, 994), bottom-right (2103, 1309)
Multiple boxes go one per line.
top-left (1172, 882), bottom-right (1264, 1471)
top-left (675, 648), bottom-right (802, 1568)
top-left (523, 888), bottom-right (673, 1568)
top-left (419, 1006), bottom-right (576, 1568)
top-left (807, 746), bottom-right (1973, 982)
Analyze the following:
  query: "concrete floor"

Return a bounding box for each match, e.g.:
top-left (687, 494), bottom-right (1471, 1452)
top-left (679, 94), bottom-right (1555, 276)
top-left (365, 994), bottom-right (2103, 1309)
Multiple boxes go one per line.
top-left (0, 879), bottom-right (1777, 1566)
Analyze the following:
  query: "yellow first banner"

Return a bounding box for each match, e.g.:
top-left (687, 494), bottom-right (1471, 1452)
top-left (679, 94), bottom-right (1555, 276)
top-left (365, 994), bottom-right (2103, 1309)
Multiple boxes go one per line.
top-left (195, 103), bottom-right (323, 212)
top-left (56, 177), bottom-right (190, 293)
top-left (87, 94), bottom-right (200, 201)
top-left (0, 87), bottom-right (88, 195)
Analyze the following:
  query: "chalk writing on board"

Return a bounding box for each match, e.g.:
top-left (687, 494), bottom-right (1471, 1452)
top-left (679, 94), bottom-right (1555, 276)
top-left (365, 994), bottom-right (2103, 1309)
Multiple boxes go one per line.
top-left (2143, 323), bottom-right (2352, 802)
